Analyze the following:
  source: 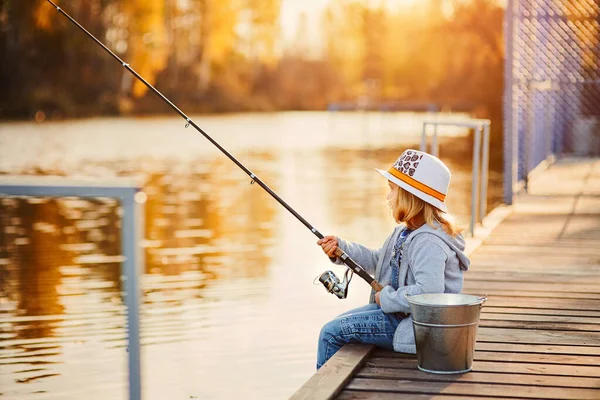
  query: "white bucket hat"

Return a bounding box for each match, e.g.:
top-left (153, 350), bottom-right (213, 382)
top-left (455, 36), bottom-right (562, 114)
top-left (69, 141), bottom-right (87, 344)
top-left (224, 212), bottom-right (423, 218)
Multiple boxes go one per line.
top-left (376, 149), bottom-right (451, 212)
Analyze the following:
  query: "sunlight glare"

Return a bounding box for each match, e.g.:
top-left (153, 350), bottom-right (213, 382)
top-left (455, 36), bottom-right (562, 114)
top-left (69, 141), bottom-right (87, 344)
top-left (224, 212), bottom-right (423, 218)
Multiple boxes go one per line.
top-left (384, 0), bottom-right (419, 9)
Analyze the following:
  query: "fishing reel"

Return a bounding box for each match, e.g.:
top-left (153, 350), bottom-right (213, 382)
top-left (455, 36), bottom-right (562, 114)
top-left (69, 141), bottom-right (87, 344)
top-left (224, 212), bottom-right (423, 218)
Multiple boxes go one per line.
top-left (314, 268), bottom-right (354, 299)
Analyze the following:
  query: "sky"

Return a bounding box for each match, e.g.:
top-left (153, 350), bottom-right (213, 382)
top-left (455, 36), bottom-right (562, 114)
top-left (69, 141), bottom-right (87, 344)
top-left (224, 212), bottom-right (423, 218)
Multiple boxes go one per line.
top-left (279, 0), bottom-right (421, 48)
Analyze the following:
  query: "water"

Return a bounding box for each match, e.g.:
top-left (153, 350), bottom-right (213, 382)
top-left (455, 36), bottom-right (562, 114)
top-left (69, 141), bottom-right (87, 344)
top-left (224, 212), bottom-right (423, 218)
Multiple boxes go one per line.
top-left (0, 112), bottom-right (502, 399)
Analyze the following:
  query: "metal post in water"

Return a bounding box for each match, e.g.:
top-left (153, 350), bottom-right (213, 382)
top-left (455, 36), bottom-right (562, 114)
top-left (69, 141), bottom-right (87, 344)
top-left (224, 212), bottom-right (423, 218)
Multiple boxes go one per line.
top-left (122, 189), bottom-right (143, 400)
top-left (432, 123), bottom-right (439, 157)
top-left (421, 122), bottom-right (427, 152)
top-left (470, 127), bottom-right (482, 237)
top-left (479, 123), bottom-right (491, 223)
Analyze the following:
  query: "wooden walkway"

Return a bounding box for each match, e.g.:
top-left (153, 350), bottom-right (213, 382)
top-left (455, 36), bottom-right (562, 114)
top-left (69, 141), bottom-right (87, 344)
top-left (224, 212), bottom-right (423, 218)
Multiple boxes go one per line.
top-left (291, 158), bottom-right (600, 400)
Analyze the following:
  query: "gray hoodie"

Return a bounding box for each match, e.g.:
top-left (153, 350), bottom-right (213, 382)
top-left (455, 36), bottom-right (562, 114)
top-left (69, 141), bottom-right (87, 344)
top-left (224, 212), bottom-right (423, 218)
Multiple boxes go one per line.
top-left (332, 223), bottom-right (470, 353)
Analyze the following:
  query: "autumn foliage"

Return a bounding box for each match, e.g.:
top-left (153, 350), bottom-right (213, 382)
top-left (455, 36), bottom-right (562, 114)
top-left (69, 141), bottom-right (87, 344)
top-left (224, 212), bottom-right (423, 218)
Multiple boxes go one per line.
top-left (0, 0), bottom-right (504, 120)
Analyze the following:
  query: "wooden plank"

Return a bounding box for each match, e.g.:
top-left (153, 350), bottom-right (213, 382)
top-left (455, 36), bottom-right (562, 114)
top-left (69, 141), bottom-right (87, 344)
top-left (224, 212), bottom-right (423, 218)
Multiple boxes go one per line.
top-left (481, 312), bottom-right (600, 324)
top-left (474, 341), bottom-right (600, 355)
top-left (468, 256), bottom-right (600, 268)
top-left (475, 243), bottom-right (598, 252)
top-left (475, 244), bottom-right (600, 256)
top-left (479, 319), bottom-right (600, 332)
top-left (337, 391), bottom-right (515, 400)
top-left (474, 252), bottom-right (600, 262)
top-left (478, 233), bottom-right (563, 241)
top-left (478, 245), bottom-right (600, 258)
top-left (481, 308), bottom-right (600, 318)
top-left (465, 290), bottom-right (600, 300)
top-left (345, 377), bottom-right (600, 399)
top-left (472, 350), bottom-right (600, 366)
top-left (365, 357), bottom-right (600, 377)
top-left (470, 248), bottom-right (600, 259)
top-left (463, 280), bottom-right (600, 293)
top-left (355, 366), bottom-right (600, 388)
top-left (483, 234), bottom-right (600, 242)
top-left (372, 349), bottom-right (600, 366)
top-left (479, 240), bottom-right (600, 249)
top-left (473, 245), bottom-right (600, 255)
top-left (477, 327), bottom-right (600, 346)
top-left (466, 271), bottom-right (600, 284)
top-left (468, 263), bottom-right (600, 272)
top-left (482, 297), bottom-right (600, 311)
top-left (481, 238), bottom-right (600, 248)
top-left (466, 263), bottom-right (600, 273)
top-left (290, 344), bottom-right (375, 400)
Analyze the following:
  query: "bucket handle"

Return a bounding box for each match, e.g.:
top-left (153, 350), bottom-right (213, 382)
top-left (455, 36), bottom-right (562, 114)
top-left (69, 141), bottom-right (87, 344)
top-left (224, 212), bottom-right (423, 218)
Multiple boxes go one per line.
top-left (477, 295), bottom-right (488, 308)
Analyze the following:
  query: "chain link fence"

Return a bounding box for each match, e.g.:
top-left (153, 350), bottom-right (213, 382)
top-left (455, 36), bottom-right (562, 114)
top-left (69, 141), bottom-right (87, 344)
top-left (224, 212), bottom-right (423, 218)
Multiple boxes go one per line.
top-left (504, 0), bottom-right (600, 202)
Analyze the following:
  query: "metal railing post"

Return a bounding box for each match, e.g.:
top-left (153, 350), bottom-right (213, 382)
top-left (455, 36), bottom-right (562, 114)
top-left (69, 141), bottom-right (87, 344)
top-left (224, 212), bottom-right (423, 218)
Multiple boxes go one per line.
top-left (432, 123), bottom-right (439, 157)
top-left (420, 119), bottom-right (491, 235)
top-left (545, 102), bottom-right (553, 159)
top-left (524, 88), bottom-right (534, 192)
top-left (479, 123), bottom-right (490, 223)
top-left (420, 122), bottom-right (427, 152)
top-left (503, 0), bottom-right (516, 204)
top-left (122, 190), bottom-right (143, 400)
top-left (470, 126), bottom-right (482, 237)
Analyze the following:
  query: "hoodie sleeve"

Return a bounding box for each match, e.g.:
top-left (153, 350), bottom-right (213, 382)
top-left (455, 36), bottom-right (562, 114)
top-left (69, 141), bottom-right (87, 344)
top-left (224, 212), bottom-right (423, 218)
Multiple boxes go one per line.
top-left (379, 238), bottom-right (447, 314)
top-left (329, 235), bottom-right (389, 276)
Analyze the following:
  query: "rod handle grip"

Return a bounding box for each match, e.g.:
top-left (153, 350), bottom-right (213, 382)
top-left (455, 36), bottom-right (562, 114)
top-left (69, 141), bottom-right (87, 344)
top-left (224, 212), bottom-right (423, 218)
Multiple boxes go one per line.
top-left (333, 248), bottom-right (384, 292)
top-left (370, 281), bottom-right (384, 292)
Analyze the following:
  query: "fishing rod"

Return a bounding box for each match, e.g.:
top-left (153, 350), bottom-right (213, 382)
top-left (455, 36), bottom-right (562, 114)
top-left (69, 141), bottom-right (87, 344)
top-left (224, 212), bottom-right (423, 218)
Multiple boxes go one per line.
top-left (45, 0), bottom-right (384, 296)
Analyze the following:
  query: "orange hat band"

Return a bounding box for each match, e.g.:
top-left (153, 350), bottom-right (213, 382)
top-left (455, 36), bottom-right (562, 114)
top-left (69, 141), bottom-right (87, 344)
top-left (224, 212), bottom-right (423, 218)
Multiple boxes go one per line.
top-left (388, 167), bottom-right (446, 202)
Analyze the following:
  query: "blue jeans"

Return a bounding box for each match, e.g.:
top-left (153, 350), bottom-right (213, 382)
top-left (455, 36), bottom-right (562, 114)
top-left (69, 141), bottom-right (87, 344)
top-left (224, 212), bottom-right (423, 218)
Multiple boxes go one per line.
top-left (316, 304), bottom-right (401, 369)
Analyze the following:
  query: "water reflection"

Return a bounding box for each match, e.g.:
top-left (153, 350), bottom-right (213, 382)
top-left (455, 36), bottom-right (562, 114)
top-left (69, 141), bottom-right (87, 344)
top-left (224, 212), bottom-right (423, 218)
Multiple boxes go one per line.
top-left (132, 152), bottom-right (277, 281)
top-left (0, 113), bottom-right (503, 399)
top-left (1, 198), bottom-right (67, 390)
top-left (0, 149), bottom-right (283, 398)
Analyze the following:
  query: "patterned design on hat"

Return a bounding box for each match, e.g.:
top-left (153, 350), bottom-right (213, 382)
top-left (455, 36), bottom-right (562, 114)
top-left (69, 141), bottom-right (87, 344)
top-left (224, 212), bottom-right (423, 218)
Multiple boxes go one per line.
top-left (394, 151), bottom-right (422, 177)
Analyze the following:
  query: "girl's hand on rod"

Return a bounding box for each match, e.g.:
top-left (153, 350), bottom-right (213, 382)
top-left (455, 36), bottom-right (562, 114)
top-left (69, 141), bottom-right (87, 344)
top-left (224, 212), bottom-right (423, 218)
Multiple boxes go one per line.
top-left (317, 236), bottom-right (338, 257)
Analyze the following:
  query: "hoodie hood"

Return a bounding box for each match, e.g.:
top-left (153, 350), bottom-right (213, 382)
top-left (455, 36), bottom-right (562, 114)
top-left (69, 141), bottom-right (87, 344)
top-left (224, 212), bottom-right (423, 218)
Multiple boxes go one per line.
top-left (403, 223), bottom-right (470, 271)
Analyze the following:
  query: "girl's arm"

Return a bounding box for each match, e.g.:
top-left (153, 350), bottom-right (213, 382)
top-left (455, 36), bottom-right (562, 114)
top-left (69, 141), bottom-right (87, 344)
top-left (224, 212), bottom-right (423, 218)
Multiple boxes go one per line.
top-left (325, 234), bottom-right (392, 276)
top-left (378, 239), bottom-right (447, 314)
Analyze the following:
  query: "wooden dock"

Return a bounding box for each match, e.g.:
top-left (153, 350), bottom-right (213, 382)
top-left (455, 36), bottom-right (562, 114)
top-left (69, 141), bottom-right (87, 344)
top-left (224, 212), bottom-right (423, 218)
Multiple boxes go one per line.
top-left (291, 158), bottom-right (600, 400)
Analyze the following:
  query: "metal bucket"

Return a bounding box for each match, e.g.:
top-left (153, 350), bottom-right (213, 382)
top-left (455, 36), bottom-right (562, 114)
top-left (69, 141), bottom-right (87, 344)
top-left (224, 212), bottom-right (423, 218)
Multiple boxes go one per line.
top-left (405, 293), bottom-right (486, 374)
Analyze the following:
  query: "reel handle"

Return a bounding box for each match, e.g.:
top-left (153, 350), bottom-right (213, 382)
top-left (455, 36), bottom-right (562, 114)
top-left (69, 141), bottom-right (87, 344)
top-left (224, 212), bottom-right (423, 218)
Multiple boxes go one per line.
top-left (333, 247), bottom-right (384, 292)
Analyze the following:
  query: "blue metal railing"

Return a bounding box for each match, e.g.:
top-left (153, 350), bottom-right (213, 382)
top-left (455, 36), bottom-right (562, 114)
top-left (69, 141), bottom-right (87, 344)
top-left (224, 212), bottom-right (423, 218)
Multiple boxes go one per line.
top-left (421, 119), bottom-right (491, 237)
top-left (0, 176), bottom-right (145, 400)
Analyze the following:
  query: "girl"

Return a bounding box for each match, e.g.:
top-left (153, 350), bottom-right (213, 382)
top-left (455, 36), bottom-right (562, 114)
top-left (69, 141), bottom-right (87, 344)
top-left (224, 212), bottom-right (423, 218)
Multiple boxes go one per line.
top-left (315, 149), bottom-right (470, 369)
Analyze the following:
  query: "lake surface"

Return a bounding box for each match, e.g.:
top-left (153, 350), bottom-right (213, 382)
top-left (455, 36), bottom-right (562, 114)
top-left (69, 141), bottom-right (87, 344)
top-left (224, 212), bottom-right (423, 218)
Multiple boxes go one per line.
top-left (0, 112), bottom-right (502, 399)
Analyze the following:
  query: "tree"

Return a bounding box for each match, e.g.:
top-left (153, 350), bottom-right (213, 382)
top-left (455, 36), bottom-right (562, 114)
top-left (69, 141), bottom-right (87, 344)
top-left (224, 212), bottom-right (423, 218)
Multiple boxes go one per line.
top-left (120, 0), bottom-right (169, 98)
top-left (0, 0), bottom-right (121, 118)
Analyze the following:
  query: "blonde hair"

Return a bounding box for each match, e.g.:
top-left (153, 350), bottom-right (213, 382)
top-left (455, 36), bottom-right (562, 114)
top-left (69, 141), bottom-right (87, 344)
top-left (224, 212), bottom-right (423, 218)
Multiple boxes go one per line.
top-left (387, 183), bottom-right (462, 237)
